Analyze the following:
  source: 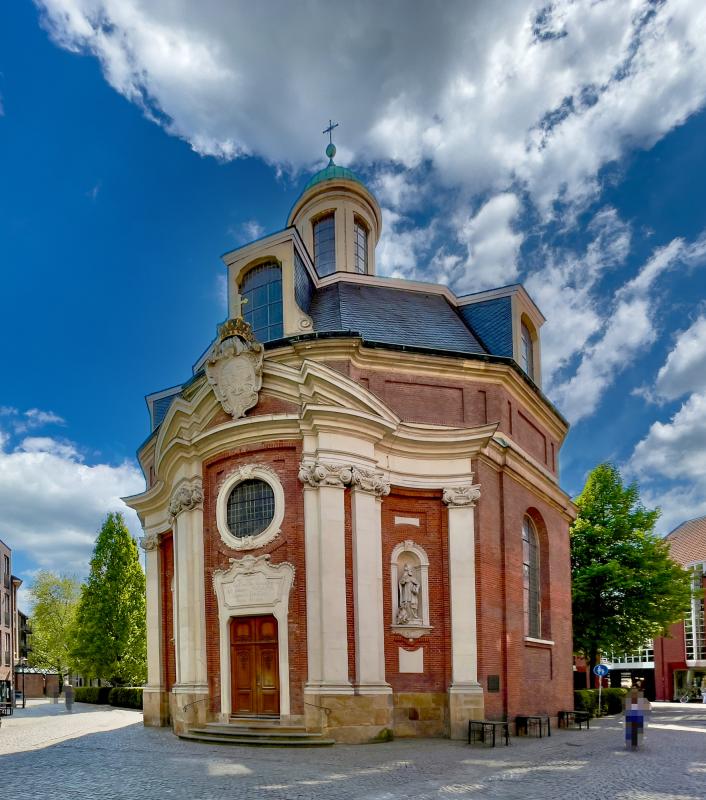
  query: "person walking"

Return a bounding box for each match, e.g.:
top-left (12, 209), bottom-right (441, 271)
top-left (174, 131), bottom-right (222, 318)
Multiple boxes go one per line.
top-left (64, 683), bottom-right (74, 713)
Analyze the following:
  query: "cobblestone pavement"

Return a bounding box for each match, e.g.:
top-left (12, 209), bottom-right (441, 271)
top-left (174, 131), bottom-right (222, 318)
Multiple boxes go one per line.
top-left (1, 701), bottom-right (705, 799)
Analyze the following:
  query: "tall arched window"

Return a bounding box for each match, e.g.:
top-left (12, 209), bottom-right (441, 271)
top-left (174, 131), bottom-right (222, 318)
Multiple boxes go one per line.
top-left (353, 217), bottom-right (368, 274)
top-left (240, 262), bottom-right (283, 342)
top-left (522, 516), bottom-right (541, 638)
top-left (313, 212), bottom-right (336, 275)
top-left (521, 321), bottom-right (534, 380)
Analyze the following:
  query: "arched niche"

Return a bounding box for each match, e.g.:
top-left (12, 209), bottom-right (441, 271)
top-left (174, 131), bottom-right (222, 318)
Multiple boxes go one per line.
top-left (390, 540), bottom-right (432, 640)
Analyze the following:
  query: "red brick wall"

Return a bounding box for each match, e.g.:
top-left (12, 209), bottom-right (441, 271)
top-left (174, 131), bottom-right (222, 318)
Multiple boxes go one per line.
top-left (655, 622), bottom-right (686, 701)
top-left (160, 532), bottom-right (176, 691)
top-left (15, 672), bottom-right (60, 698)
top-left (381, 490), bottom-right (451, 693)
top-left (322, 361), bottom-right (560, 476)
top-left (201, 441), bottom-right (307, 716)
top-left (475, 458), bottom-right (573, 719)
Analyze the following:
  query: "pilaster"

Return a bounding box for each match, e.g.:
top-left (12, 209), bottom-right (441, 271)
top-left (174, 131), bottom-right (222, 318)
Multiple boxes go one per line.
top-left (139, 531), bottom-right (168, 726)
top-left (443, 483), bottom-right (484, 738)
top-left (350, 467), bottom-right (391, 694)
top-left (299, 461), bottom-right (353, 694)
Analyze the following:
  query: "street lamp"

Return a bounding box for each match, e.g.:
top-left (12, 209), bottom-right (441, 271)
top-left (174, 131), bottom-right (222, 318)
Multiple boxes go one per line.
top-left (19, 658), bottom-right (27, 709)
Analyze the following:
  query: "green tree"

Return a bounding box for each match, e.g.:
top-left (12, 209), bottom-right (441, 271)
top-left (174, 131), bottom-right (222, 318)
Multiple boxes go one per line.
top-left (571, 463), bottom-right (693, 683)
top-left (72, 512), bottom-right (147, 685)
top-left (28, 571), bottom-right (82, 684)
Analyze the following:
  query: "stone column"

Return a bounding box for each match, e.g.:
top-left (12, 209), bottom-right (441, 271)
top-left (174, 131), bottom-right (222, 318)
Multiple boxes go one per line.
top-left (140, 531), bottom-right (168, 726)
top-left (169, 478), bottom-right (209, 732)
top-left (299, 462), bottom-right (353, 695)
top-left (350, 467), bottom-right (391, 694)
top-left (443, 483), bottom-right (484, 739)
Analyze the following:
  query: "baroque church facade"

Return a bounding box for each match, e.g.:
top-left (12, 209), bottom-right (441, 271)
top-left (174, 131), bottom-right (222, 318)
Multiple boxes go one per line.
top-left (125, 143), bottom-right (575, 742)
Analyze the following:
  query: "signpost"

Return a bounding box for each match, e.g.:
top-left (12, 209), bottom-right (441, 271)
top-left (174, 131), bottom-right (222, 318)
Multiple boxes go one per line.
top-left (593, 663), bottom-right (609, 715)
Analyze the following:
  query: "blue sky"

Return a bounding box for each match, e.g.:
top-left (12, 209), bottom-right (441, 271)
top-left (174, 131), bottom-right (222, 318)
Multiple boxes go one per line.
top-left (2, 1), bottom-right (706, 600)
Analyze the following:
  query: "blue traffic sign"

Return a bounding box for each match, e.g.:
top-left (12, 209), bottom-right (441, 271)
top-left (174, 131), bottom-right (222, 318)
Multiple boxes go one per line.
top-left (593, 664), bottom-right (609, 677)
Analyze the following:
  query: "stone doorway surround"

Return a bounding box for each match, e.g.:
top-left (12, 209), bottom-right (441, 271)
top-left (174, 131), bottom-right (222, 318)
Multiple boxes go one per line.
top-left (212, 554), bottom-right (295, 723)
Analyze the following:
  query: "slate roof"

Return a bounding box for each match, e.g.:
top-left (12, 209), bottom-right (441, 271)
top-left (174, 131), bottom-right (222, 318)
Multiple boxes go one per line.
top-left (666, 515), bottom-right (706, 567)
top-left (458, 296), bottom-right (513, 358)
top-left (309, 283), bottom-right (488, 355)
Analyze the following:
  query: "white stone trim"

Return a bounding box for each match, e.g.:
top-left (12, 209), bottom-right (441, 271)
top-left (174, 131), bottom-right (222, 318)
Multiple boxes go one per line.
top-left (212, 554), bottom-right (295, 719)
top-left (216, 464), bottom-right (285, 551)
top-left (524, 637), bottom-right (555, 646)
top-left (390, 540), bottom-right (432, 639)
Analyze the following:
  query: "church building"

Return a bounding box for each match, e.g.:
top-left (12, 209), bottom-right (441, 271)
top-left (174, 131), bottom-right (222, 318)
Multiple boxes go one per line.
top-left (124, 139), bottom-right (576, 742)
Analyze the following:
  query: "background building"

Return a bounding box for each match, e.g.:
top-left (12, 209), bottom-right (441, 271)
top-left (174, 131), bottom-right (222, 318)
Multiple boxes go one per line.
top-left (0, 540), bottom-right (17, 707)
top-left (126, 146), bottom-right (576, 741)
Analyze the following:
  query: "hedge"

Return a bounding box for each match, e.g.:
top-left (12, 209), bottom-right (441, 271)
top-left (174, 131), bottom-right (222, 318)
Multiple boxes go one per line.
top-left (73, 686), bottom-right (143, 709)
top-left (574, 687), bottom-right (627, 717)
top-left (108, 687), bottom-right (143, 709)
top-left (74, 686), bottom-right (111, 704)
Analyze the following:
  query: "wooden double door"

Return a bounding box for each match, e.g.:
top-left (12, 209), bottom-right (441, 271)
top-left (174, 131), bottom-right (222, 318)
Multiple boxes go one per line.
top-left (230, 615), bottom-right (280, 717)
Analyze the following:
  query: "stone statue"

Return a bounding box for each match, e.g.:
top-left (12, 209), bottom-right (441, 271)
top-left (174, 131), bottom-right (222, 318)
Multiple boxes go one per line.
top-left (397, 563), bottom-right (420, 624)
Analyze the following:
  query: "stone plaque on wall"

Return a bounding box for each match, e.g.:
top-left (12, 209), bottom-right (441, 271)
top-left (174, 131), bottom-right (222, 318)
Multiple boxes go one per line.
top-left (398, 647), bottom-right (424, 673)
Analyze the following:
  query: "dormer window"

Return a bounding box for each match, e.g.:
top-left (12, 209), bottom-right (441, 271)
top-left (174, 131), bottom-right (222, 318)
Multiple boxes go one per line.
top-left (240, 262), bottom-right (283, 342)
top-left (353, 217), bottom-right (368, 274)
top-left (521, 321), bottom-right (534, 380)
top-left (313, 212), bottom-right (336, 276)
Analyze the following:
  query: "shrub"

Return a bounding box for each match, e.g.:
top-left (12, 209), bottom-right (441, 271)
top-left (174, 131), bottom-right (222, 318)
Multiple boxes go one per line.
top-left (573, 689), bottom-right (598, 717)
top-left (74, 686), bottom-right (111, 704)
top-left (574, 687), bottom-right (628, 717)
top-left (108, 687), bottom-right (143, 709)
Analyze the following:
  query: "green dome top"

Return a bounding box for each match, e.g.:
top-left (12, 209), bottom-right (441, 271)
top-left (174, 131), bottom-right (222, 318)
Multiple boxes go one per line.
top-left (302, 163), bottom-right (366, 193)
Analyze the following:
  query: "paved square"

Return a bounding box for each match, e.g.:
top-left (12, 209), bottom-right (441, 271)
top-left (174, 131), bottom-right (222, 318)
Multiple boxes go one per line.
top-left (1, 701), bottom-right (704, 799)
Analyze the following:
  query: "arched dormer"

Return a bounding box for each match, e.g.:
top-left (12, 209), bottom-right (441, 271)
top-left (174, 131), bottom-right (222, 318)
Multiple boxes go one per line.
top-left (520, 314), bottom-right (538, 383)
top-left (287, 145), bottom-right (382, 277)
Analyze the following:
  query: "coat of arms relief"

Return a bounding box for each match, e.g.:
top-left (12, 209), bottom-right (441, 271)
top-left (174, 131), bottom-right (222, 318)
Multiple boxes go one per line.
top-left (205, 318), bottom-right (264, 419)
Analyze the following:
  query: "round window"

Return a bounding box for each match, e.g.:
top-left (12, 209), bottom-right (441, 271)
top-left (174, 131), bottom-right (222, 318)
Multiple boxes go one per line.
top-left (226, 479), bottom-right (275, 539)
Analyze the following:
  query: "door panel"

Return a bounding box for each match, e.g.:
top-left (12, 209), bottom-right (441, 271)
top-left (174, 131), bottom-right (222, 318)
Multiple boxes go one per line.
top-left (230, 615), bottom-right (280, 716)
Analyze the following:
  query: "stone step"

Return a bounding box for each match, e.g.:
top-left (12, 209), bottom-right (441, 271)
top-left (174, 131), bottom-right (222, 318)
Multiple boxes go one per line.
top-left (179, 730), bottom-right (336, 747)
top-left (204, 724), bottom-right (322, 738)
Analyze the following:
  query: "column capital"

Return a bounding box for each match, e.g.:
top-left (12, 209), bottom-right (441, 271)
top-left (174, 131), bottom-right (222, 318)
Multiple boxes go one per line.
top-left (169, 477), bottom-right (204, 520)
top-left (298, 461), bottom-right (353, 488)
top-left (350, 466), bottom-right (390, 498)
top-left (140, 532), bottom-right (160, 551)
top-left (442, 484), bottom-right (481, 508)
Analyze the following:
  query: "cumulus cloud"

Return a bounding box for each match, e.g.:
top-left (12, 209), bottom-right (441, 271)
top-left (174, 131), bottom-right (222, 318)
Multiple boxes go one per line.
top-left (0, 426), bottom-right (144, 577)
top-left (655, 315), bottom-right (706, 401)
top-left (35, 0), bottom-right (706, 215)
top-left (453, 193), bottom-right (523, 292)
top-left (376, 208), bottom-right (434, 279)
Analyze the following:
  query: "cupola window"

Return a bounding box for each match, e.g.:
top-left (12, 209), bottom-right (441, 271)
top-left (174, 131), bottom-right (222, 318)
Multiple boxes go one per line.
top-left (226, 479), bottom-right (275, 539)
top-left (521, 321), bottom-right (534, 380)
top-left (353, 217), bottom-right (368, 274)
top-left (240, 263), bottom-right (283, 342)
top-left (313, 212), bottom-right (336, 276)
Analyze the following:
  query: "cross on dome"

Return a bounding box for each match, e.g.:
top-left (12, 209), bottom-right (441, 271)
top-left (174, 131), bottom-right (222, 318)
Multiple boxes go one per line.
top-left (323, 119), bottom-right (339, 164)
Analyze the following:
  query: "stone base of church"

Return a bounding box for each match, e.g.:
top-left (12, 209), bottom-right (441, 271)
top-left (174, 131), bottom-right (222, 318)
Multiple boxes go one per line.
top-left (392, 692), bottom-right (448, 738)
top-left (304, 692), bottom-right (394, 743)
top-left (169, 686), bottom-right (210, 734)
top-left (448, 684), bottom-right (485, 740)
top-left (143, 687), bottom-right (170, 727)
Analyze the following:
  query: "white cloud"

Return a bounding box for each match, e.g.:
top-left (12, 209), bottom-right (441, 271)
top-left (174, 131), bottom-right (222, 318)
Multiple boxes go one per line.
top-left (453, 193), bottom-right (522, 292)
top-left (12, 408), bottom-right (66, 434)
top-left (34, 1), bottom-right (706, 216)
top-left (0, 430), bottom-right (144, 577)
top-left (655, 315), bottom-right (706, 401)
top-left (376, 208), bottom-right (434, 279)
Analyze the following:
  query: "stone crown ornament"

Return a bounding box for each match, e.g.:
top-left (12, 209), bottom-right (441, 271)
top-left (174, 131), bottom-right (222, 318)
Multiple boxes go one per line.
top-left (205, 317), bottom-right (264, 419)
top-left (298, 461), bottom-right (390, 496)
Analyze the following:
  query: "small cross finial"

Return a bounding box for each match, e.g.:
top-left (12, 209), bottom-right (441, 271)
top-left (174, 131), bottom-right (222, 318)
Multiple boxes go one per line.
top-left (323, 120), bottom-right (339, 164)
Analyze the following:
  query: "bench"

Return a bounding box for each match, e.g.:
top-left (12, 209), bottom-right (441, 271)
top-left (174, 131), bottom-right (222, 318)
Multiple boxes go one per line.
top-left (515, 714), bottom-right (551, 737)
top-left (558, 710), bottom-right (590, 730)
top-left (0, 703), bottom-right (13, 717)
top-left (468, 719), bottom-right (510, 747)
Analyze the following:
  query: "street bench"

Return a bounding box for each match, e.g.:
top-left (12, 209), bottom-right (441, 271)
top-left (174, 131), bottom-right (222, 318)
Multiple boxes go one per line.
top-left (468, 719), bottom-right (510, 747)
top-left (558, 710), bottom-right (590, 730)
top-left (515, 714), bottom-right (551, 737)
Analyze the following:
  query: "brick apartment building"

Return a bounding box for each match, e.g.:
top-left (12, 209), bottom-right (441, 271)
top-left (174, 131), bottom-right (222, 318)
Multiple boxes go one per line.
top-left (603, 515), bottom-right (706, 701)
top-left (0, 539), bottom-right (21, 707)
top-left (125, 143), bottom-right (576, 741)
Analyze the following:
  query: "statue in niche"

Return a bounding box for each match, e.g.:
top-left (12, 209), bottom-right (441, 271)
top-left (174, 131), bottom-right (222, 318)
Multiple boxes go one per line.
top-left (397, 563), bottom-right (421, 624)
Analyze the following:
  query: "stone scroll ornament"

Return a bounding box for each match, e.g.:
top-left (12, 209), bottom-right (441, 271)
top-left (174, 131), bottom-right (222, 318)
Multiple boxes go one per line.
top-left (205, 317), bottom-right (264, 419)
top-left (298, 462), bottom-right (390, 496)
top-left (442, 485), bottom-right (481, 507)
top-left (168, 478), bottom-right (204, 519)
